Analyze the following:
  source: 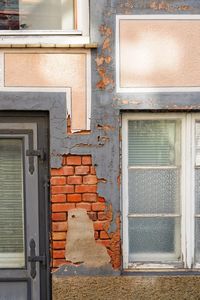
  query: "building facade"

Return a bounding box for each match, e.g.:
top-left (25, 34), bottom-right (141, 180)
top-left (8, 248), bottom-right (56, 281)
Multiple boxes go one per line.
top-left (0, 0), bottom-right (200, 299)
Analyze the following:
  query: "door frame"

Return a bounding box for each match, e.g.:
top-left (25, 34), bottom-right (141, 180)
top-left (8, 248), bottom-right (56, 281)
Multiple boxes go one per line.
top-left (0, 111), bottom-right (50, 300)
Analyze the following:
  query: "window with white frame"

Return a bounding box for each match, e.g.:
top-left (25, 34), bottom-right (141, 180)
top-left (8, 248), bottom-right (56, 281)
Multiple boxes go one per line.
top-left (0, 0), bottom-right (89, 34)
top-left (122, 113), bottom-right (200, 269)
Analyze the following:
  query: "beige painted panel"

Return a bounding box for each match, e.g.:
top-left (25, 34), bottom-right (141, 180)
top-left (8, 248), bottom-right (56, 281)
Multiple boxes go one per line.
top-left (120, 20), bottom-right (200, 87)
top-left (5, 53), bottom-right (86, 130)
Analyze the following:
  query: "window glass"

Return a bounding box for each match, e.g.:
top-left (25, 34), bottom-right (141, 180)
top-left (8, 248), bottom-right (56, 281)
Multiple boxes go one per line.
top-left (0, 139), bottom-right (25, 268)
top-left (0, 0), bottom-right (74, 30)
top-left (128, 120), bottom-right (181, 263)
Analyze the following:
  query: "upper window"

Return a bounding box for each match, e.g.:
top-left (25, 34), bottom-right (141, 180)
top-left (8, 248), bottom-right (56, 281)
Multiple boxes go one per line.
top-left (122, 113), bottom-right (200, 270)
top-left (0, 0), bottom-right (89, 35)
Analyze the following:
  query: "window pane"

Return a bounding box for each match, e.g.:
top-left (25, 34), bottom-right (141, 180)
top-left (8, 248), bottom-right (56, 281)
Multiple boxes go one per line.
top-left (0, 139), bottom-right (25, 268)
top-left (128, 217), bottom-right (181, 262)
top-left (0, 0), bottom-right (74, 30)
top-left (128, 169), bottom-right (180, 214)
top-left (0, 1), bottom-right (19, 30)
top-left (128, 120), bottom-right (180, 166)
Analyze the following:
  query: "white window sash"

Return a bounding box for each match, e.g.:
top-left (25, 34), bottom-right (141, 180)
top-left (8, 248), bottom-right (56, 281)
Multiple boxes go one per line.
top-left (122, 113), bottom-right (200, 270)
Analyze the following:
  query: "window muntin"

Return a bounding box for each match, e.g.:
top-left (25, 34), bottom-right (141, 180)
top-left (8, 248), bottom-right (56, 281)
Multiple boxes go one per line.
top-left (122, 113), bottom-right (200, 269)
top-left (0, 138), bottom-right (25, 268)
top-left (0, 0), bottom-right (75, 31)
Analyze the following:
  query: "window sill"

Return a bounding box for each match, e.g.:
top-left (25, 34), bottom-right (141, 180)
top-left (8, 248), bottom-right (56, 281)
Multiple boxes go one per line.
top-left (0, 43), bottom-right (98, 49)
top-left (0, 34), bottom-right (91, 46)
top-left (122, 269), bottom-right (200, 276)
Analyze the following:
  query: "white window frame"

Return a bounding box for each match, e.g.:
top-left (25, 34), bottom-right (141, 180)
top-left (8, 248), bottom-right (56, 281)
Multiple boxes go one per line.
top-left (0, 0), bottom-right (90, 44)
top-left (122, 112), bottom-right (200, 270)
top-left (116, 15), bottom-right (200, 93)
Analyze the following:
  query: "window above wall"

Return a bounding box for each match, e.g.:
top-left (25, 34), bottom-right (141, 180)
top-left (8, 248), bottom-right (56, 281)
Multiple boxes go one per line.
top-left (122, 113), bottom-right (200, 270)
top-left (0, 0), bottom-right (89, 43)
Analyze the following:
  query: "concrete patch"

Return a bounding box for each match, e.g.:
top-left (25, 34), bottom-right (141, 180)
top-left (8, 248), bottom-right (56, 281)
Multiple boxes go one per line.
top-left (65, 209), bottom-right (110, 267)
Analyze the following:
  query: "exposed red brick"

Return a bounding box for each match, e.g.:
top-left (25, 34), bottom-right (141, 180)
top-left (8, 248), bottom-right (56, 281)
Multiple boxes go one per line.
top-left (67, 176), bottom-right (82, 185)
top-left (87, 212), bottom-right (97, 221)
top-left (83, 175), bottom-right (98, 185)
top-left (67, 194), bottom-right (82, 203)
top-left (51, 168), bottom-right (64, 176)
top-left (75, 185), bottom-right (97, 193)
top-left (51, 176), bottom-right (66, 186)
top-left (82, 156), bottom-right (92, 165)
top-left (82, 193), bottom-right (97, 203)
top-left (52, 213), bottom-right (66, 221)
top-left (53, 250), bottom-right (65, 259)
top-left (90, 166), bottom-right (96, 175)
top-left (63, 166), bottom-right (74, 175)
top-left (98, 197), bottom-right (105, 203)
top-left (94, 221), bottom-right (110, 231)
top-left (66, 156), bottom-right (81, 165)
top-left (76, 203), bottom-right (91, 211)
top-left (92, 202), bottom-right (106, 212)
top-left (52, 203), bottom-right (75, 212)
top-left (75, 166), bottom-right (90, 175)
top-left (52, 222), bottom-right (67, 232)
top-left (93, 221), bottom-right (104, 231)
top-left (109, 215), bottom-right (121, 269)
top-left (98, 211), bottom-right (112, 221)
top-left (51, 194), bottom-right (66, 203)
top-left (52, 232), bottom-right (66, 240)
top-left (52, 259), bottom-right (66, 268)
top-left (51, 185), bottom-right (74, 194)
top-left (100, 231), bottom-right (110, 239)
top-left (97, 239), bottom-right (111, 248)
top-left (94, 231), bottom-right (99, 240)
top-left (52, 241), bottom-right (66, 250)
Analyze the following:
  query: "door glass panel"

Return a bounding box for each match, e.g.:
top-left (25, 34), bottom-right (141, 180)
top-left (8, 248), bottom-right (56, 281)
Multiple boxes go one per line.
top-left (0, 139), bottom-right (25, 268)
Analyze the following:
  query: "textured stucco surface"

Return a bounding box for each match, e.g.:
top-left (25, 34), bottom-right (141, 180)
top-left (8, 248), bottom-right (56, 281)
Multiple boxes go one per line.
top-left (52, 275), bottom-right (200, 300)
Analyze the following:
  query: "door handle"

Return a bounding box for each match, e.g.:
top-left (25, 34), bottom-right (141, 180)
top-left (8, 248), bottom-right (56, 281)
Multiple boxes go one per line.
top-left (28, 238), bottom-right (46, 279)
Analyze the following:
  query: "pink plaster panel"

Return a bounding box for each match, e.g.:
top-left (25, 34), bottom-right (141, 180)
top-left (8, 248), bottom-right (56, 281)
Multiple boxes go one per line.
top-left (120, 20), bottom-right (200, 88)
top-left (4, 53), bottom-right (87, 130)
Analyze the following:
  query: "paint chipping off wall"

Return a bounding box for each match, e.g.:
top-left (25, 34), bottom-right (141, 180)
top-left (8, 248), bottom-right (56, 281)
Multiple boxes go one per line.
top-left (51, 155), bottom-right (121, 273)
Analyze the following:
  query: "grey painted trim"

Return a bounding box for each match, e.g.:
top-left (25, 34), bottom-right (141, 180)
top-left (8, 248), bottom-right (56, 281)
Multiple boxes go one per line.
top-left (116, 92), bottom-right (200, 110)
top-left (0, 92), bottom-right (67, 168)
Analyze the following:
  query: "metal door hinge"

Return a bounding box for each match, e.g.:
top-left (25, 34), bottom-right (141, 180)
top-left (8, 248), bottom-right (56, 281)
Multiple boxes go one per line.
top-left (26, 149), bottom-right (46, 174)
top-left (28, 238), bottom-right (46, 279)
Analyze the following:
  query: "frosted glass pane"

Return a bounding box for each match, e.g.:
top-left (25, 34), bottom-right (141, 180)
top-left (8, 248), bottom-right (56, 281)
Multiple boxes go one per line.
top-left (129, 169), bottom-right (180, 214)
top-left (129, 217), bottom-right (181, 262)
top-left (195, 218), bottom-right (200, 263)
top-left (0, 139), bottom-right (25, 268)
top-left (128, 120), bottom-right (180, 166)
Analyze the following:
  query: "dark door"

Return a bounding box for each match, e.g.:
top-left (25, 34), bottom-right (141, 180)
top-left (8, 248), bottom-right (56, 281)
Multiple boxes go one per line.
top-left (0, 112), bottom-right (50, 300)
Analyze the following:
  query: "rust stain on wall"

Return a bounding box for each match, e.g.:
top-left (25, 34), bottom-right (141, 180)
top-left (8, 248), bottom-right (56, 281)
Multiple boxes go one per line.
top-left (149, 1), bottom-right (191, 11)
top-left (96, 25), bottom-right (114, 90)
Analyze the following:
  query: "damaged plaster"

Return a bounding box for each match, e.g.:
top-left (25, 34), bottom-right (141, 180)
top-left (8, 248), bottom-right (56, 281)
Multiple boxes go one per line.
top-left (65, 209), bottom-right (110, 268)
